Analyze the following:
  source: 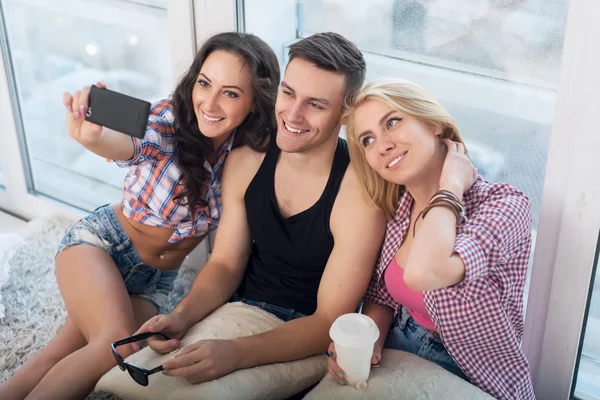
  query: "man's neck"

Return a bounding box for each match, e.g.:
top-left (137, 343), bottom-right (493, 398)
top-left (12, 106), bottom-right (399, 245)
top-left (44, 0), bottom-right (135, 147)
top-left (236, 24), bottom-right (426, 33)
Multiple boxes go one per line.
top-left (279, 134), bottom-right (339, 176)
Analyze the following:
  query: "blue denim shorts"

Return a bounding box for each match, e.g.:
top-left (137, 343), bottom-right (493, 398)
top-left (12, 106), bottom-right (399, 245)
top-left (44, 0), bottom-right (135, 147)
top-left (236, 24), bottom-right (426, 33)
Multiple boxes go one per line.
top-left (229, 294), bottom-right (307, 322)
top-left (384, 306), bottom-right (470, 382)
top-left (56, 204), bottom-right (178, 314)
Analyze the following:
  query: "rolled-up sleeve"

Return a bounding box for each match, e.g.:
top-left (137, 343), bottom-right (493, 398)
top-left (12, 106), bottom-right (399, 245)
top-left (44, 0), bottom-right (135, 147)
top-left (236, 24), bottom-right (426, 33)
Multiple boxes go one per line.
top-left (114, 99), bottom-right (176, 167)
top-left (454, 190), bottom-right (532, 282)
top-left (363, 269), bottom-right (389, 307)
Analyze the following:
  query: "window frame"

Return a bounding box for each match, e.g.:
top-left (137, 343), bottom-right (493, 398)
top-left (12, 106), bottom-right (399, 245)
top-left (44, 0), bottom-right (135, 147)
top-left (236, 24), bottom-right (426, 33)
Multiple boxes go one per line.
top-left (0, 0), bottom-right (196, 220)
top-left (219, 0), bottom-right (600, 398)
top-left (1, 0), bottom-right (599, 396)
top-left (523, 2), bottom-right (600, 398)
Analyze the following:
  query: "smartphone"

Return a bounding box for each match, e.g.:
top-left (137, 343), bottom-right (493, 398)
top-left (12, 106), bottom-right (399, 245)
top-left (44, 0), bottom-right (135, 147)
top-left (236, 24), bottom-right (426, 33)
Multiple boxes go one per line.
top-left (85, 85), bottom-right (151, 139)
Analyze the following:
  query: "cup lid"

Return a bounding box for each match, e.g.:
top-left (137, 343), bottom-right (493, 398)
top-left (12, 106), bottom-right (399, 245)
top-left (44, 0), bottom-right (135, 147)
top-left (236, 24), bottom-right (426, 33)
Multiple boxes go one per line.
top-left (329, 313), bottom-right (380, 347)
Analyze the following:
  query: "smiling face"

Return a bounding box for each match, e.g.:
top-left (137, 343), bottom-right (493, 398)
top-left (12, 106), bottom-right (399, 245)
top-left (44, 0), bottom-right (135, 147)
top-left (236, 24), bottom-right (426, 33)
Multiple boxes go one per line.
top-left (274, 57), bottom-right (346, 154)
top-left (192, 50), bottom-right (255, 149)
top-left (353, 99), bottom-right (442, 186)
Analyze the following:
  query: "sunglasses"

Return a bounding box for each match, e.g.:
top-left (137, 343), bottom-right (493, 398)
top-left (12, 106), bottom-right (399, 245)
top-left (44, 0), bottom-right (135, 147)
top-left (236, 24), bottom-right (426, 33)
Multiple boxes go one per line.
top-left (111, 332), bottom-right (170, 386)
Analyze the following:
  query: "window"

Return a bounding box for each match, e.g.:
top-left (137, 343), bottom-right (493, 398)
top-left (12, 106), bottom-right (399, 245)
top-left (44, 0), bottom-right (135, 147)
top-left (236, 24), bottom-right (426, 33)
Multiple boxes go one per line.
top-left (244, 0), bottom-right (569, 303)
top-left (573, 234), bottom-right (600, 399)
top-left (0, 0), bottom-right (173, 210)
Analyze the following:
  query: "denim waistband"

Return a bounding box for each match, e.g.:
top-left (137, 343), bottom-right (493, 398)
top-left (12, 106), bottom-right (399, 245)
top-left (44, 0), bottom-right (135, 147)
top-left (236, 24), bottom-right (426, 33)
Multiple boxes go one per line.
top-left (94, 204), bottom-right (125, 235)
top-left (397, 306), bottom-right (440, 339)
top-left (229, 294), bottom-right (306, 322)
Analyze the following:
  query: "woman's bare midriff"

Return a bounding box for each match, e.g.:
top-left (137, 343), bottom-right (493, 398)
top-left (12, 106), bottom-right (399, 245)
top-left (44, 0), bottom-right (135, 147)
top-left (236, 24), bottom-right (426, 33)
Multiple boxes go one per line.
top-left (111, 203), bottom-right (205, 270)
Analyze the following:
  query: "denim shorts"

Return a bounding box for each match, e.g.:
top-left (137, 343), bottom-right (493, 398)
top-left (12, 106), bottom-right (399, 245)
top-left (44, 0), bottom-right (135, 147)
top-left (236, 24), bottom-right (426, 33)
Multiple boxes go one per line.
top-left (56, 204), bottom-right (178, 314)
top-left (229, 294), bottom-right (307, 322)
top-left (384, 306), bottom-right (470, 382)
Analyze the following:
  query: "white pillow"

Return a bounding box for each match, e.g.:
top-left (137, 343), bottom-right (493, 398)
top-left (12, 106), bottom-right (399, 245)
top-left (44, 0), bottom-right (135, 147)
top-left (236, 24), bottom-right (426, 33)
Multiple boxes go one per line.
top-left (305, 348), bottom-right (494, 400)
top-left (95, 302), bottom-right (327, 400)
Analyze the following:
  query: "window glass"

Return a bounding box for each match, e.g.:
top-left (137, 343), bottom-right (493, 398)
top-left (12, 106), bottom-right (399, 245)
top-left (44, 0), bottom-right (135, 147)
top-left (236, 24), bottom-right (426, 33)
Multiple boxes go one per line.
top-left (1, 0), bottom-right (172, 210)
top-left (243, 0), bottom-right (570, 303)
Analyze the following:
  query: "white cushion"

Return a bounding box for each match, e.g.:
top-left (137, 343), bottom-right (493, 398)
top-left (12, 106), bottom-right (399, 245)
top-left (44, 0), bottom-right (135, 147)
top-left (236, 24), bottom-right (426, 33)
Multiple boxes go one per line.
top-left (95, 302), bottom-right (327, 400)
top-left (305, 348), bottom-right (494, 400)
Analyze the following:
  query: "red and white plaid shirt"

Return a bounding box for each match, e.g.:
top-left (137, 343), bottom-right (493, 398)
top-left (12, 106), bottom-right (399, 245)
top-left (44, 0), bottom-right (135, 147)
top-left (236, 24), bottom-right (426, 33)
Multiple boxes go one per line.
top-left (114, 99), bottom-right (234, 243)
top-left (364, 176), bottom-right (535, 400)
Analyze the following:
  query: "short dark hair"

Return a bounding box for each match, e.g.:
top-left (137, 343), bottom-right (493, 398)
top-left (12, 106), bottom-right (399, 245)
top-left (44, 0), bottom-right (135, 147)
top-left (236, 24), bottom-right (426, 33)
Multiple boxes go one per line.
top-left (172, 32), bottom-right (280, 215)
top-left (288, 32), bottom-right (366, 108)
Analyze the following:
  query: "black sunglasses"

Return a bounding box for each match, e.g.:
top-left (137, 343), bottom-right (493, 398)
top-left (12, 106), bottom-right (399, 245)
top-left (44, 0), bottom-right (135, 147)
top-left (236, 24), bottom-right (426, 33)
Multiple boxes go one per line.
top-left (111, 332), bottom-right (170, 386)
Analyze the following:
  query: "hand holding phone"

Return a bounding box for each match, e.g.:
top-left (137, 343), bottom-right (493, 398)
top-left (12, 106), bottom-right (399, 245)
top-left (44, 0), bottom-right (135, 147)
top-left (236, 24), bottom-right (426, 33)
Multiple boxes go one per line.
top-left (85, 85), bottom-right (151, 139)
top-left (63, 83), bottom-right (106, 145)
top-left (63, 83), bottom-right (151, 144)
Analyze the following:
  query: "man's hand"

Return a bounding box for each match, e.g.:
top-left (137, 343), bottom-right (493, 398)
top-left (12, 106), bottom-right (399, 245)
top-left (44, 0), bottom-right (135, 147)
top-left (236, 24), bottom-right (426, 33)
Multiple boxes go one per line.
top-left (162, 340), bottom-right (240, 384)
top-left (133, 313), bottom-right (188, 353)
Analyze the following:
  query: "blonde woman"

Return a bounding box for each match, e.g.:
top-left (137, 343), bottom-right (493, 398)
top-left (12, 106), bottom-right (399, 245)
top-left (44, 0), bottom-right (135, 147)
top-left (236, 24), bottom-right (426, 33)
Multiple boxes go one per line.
top-left (327, 79), bottom-right (535, 400)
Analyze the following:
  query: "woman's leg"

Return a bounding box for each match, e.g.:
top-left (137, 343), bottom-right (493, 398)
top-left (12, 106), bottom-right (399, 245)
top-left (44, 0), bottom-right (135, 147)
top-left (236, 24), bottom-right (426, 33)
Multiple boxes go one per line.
top-left (24, 245), bottom-right (158, 400)
top-left (0, 317), bottom-right (87, 400)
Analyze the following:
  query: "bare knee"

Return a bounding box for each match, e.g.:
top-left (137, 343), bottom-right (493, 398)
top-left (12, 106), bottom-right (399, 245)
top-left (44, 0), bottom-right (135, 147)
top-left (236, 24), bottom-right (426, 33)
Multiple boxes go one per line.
top-left (90, 328), bottom-right (137, 362)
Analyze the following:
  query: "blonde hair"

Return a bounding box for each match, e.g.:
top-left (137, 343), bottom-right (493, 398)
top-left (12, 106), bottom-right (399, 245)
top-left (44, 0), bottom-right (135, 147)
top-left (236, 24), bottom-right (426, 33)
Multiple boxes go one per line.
top-left (345, 78), bottom-right (467, 220)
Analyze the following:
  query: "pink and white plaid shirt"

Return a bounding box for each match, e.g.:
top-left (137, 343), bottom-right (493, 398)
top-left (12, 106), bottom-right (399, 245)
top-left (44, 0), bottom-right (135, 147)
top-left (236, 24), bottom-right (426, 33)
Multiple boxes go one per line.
top-left (364, 176), bottom-right (535, 400)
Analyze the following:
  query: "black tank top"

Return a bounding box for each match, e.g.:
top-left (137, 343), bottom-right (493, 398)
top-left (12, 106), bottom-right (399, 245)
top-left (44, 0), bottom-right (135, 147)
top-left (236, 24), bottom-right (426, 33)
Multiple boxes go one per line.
top-left (237, 138), bottom-right (350, 315)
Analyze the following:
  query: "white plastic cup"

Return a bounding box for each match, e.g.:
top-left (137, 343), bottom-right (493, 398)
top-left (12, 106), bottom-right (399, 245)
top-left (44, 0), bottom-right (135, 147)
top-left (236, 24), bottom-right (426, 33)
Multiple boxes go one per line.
top-left (329, 313), bottom-right (380, 386)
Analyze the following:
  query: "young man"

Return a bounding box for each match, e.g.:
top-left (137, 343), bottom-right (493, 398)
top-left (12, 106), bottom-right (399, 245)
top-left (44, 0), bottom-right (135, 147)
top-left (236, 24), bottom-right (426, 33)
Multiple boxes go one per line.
top-left (137, 32), bottom-right (386, 385)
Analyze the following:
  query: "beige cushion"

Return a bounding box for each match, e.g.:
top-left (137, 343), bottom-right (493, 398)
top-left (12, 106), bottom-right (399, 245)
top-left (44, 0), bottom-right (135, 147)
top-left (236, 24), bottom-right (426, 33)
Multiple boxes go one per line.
top-left (95, 302), bottom-right (327, 400)
top-left (305, 348), bottom-right (494, 400)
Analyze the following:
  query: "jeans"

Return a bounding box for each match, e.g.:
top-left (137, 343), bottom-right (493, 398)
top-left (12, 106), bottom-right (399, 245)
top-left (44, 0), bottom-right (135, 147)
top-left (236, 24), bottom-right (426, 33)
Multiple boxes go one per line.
top-left (384, 306), bottom-right (470, 382)
top-left (56, 204), bottom-right (178, 313)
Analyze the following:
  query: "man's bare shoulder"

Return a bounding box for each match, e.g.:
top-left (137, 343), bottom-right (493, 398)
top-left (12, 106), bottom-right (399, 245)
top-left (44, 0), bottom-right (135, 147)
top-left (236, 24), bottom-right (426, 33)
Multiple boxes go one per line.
top-left (224, 145), bottom-right (266, 179)
top-left (331, 163), bottom-right (386, 233)
top-left (227, 145), bottom-right (266, 166)
top-left (222, 145), bottom-right (268, 197)
top-left (337, 163), bottom-right (372, 207)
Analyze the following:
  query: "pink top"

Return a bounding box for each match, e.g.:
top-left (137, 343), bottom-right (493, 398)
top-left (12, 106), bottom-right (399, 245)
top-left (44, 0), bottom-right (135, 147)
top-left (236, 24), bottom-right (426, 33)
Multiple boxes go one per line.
top-left (384, 257), bottom-right (436, 332)
top-left (365, 177), bottom-right (535, 399)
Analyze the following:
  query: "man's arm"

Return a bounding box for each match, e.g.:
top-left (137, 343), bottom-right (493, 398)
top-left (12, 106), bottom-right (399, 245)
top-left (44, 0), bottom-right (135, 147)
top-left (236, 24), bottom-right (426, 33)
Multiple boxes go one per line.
top-left (172, 147), bottom-right (261, 327)
top-left (232, 165), bottom-right (386, 368)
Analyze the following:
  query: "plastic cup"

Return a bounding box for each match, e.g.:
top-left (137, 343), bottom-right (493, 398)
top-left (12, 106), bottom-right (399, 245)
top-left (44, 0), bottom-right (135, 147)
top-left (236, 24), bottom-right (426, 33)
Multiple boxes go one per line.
top-left (329, 313), bottom-right (380, 386)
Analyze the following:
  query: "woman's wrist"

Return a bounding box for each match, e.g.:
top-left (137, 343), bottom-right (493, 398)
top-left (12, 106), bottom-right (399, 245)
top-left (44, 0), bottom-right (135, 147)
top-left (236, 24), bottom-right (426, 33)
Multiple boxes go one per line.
top-left (438, 184), bottom-right (463, 202)
top-left (415, 187), bottom-right (466, 233)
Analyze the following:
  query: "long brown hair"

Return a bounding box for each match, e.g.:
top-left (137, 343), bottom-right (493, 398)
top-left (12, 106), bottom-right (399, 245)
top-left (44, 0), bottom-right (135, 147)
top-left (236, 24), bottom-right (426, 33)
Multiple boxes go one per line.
top-left (172, 32), bottom-right (280, 214)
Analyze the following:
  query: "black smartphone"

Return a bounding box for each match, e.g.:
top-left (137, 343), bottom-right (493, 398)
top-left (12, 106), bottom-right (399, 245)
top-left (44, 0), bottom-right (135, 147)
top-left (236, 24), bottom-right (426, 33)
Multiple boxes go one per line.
top-left (85, 85), bottom-right (151, 139)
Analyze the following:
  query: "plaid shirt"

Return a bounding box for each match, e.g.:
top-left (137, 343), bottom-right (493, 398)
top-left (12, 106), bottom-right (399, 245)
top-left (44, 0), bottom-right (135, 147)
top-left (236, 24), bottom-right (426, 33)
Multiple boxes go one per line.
top-left (364, 176), bottom-right (535, 400)
top-left (114, 99), bottom-right (234, 243)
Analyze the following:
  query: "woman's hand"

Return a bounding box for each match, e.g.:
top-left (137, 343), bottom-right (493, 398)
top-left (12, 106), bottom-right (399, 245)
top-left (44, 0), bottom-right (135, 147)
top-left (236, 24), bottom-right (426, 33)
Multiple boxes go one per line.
top-left (133, 312), bottom-right (189, 353)
top-left (438, 139), bottom-right (478, 200)
top-left (63, 82), bottom-right (106, 145)
top-left (326, 342), bottom-right (382, 386)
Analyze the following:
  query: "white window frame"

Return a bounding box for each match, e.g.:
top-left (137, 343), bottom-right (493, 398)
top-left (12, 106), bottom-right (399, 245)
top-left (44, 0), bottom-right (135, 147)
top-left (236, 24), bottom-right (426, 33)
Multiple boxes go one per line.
top-left (191, 1), bottom-right (600, 398)
top-left (1, 0), bottom-right (599, 396)
top-left (523, 0), bottom-right (600, 398)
